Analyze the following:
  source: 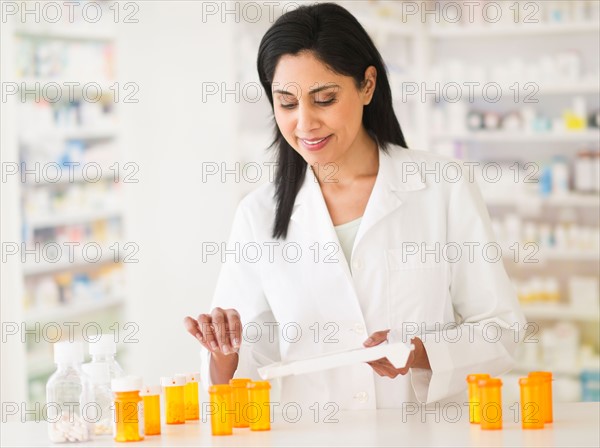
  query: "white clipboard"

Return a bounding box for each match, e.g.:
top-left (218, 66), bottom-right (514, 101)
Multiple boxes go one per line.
top-left (258, 342), bottom-right (414, 380)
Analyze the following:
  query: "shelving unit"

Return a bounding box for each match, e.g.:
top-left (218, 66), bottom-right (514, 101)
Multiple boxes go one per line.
top-left (421, 1), bottom-right (600, 403)
top-left (22, 243), bottom-right (124, 275)
top-left (521, 303), bottom-right (600, 323)
top-left (484, 192), bottom-right (600, 208)
top-left (4, 7), bottom-right (128, 411)
top-left (27, 206), bottom-right (122, 228)
top-left (14, 26), bottom-right (116, 42)
top-left (429, 21), bottom-right (600, 38)
top-left (24, 295), bottom-right (125, 324)
top-left (432, 130), bottom-right (600, 143)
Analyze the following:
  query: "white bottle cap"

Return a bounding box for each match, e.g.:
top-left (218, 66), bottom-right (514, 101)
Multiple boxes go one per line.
top-left (139, 385), bottom-right (162, 396)
top-left (82, 363), bottom-right (110, 384)
top-left (89, 334), bottom-right (117, 356)
top-left (112, 375), bottom-right (142, 392)
top-left (177, 372), bottom-right (200, 383)
top-left (53, 341), bottom-right (84, 364)
top-left (160, 375), bottom-right (186, 387)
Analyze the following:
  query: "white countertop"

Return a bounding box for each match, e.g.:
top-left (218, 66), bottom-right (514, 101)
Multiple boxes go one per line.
top-left (2, 402), bottom-right (598, 447)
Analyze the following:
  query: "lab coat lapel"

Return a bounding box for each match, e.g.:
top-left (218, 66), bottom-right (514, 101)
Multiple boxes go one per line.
top-left (289, 148), bottom-right (426, 261)
top-left (290, 165), bottom-right (356, 291)
top-left (290, 164), bottom-right (342, 248)
top-left (352, 149), bottom-right (425, 255)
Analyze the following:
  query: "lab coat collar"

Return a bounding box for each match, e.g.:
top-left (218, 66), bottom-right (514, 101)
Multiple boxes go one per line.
top-left (290, 145), bottom-right (426, 249)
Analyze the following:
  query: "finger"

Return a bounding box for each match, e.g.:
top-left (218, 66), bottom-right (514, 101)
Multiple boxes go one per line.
top-left (198, 314), bottom-right (218, 352)
top-left (185, 316), bottom-right (214, 352)
top-left (363, 329), bottom-right (390, 347)
top-left (225, 309), bottom-right (242, 349)
top-left (183, 316), bottom-right (201, 339)
top-left (396, 351), bottom-right (415, 375)
top-left (211, 308), bottom-right (232, 355)
top-left (378, 357), bottom-right (406, 377)
top-left (368, 358), bottom-right (401, 378)
top-left (367, 361), bottom-right (388, 377)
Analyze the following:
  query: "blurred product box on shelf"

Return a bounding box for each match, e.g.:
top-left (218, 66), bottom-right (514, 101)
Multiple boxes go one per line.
top-left (23, 264), bottom-right (125, 312)
top-left (581, 370), bottom-right (600, 401)
top-left (569, 276), bottom-right (600, 311)
top-left (15, 37), bottom-right (114, 80)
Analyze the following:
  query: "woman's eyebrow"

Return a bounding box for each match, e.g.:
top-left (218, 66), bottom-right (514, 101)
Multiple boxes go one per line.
top-left (273, 84), bottom-right (340, 96)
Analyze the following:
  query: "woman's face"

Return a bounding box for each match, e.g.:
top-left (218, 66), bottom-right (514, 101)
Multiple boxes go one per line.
top-left (271, 51), bottom-right (376, 167)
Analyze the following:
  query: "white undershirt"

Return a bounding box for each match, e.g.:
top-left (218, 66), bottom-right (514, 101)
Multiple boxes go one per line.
top-left (333, 216), bottom-right (363, 269)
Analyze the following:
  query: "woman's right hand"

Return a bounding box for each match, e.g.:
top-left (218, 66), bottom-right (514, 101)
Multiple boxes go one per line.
top-left (183, 307), bottom-right (242, 355)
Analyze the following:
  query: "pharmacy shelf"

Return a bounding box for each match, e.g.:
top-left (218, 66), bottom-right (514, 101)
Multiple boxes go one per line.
top-left (26, 206), bottom-right (122, 228)
top-left (15, 26), bottom-right (115, 42)
top-left (23, 171), bottom-right (118, 187)
top-left (16, 79), bottom-right (114, 92)
top-left (429, 22), bottom-right (600, 38)
top-left (24, 295), bottom-right (125, 324)
top-left (484, 193), bottom-right (600, 208)
top-left (521, 303), bottom-right (600, 322)
top-left (27, 206), bottom-right (121, 227)
top-left (540, 250), bottom-right (600, 261)
top-left (450, 81), bottom-right (600, 97)
top-left (22, 243), bottom-right (123, 276)
top-left (536, 82), bottom-right (600, 95)
top-left (432, 131), bottom-right (600, 143)
top-left (19, 125), bottom-right (118, 140)
top-left (513, 363), bottom-right (583, 378)
top-left (59, 127), bottom-right (118, 141)
top-left (356, 15), bottom-right (418, 38)
top-left (503, 249), bottom-right (600, 263)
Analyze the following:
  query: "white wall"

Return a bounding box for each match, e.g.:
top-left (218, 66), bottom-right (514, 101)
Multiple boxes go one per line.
top-left (116, 3), bottom-right (240, 382)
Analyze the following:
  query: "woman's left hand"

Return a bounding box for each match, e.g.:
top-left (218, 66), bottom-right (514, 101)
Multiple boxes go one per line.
top-left (363, 330), bottom-right (431, 378)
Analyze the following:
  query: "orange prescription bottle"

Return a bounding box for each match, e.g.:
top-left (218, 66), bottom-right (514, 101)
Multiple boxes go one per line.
top-left (208, 385), bottom-right (233, 435)
top-left (229, 378), bottom-right (251, 428)
top-left (140, 385), bottom-right (161, 435)
top-left (180, 372), bottom-right (200, 421)
top-left (161, 375), bottom-right (186, 424)
top-left (466, 374), bottom-right (490, 424)
top-left (529, 371), bottom-right (553, 423)
top-left (478, 378), bottom-right (502, 430)
top-left (247, 381), bottom-right (271, 431)
top-left (519, 377), bottom-right (544, 429)
top-left (112, 376), bottom-right (144, 442)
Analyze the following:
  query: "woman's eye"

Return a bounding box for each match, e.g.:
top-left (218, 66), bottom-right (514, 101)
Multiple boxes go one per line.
top-left (316, 97), bottom-right (336, 106)
top-left (278, 97), bottom-right (335, 110)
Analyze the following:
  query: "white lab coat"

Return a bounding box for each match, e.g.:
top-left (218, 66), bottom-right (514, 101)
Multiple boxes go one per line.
top-left (200, 146), bottom-right (526, 410)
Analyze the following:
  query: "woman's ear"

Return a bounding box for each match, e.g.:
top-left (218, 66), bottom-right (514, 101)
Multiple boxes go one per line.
top-left (362, 66), bottom-right (377, 105)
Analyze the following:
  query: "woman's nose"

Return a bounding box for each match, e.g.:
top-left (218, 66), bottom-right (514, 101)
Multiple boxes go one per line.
top-left (296, 103), bottom-right (320, 133)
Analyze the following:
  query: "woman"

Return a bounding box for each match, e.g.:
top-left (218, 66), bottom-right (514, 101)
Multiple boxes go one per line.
top-left (184, 3), bottom-right (525, 409)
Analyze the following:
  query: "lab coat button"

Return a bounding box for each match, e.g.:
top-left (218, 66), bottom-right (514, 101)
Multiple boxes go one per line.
top-left (352, 258), bottom-right (363, 270)
top-left (354, 392), bottom-right (368, 403)
top-left (353, 323), bottom-right (365, 334)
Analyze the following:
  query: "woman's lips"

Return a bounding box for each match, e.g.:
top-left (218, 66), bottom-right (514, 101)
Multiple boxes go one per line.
top-left (299, 134), bottom-right (332, 151)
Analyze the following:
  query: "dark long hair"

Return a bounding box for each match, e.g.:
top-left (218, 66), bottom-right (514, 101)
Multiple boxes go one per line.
top-left (257, 2), bottom-right (408, 239)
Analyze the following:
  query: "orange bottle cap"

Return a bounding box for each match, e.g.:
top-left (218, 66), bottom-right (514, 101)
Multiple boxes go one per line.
top-left (209, 384), bottom-right (232, 394)
top-left (478, 378), bottom-right (502, 387)
top-left (467, 373), bottom-right (490, 383)
top-left (229, 378), bottom-right (252, 388)
top-left (519, 377), bottom-right (543, 386)
top-left (529, 371), bottom-right (553, 380)
top-left (247, 381), bottom-right (271, 390)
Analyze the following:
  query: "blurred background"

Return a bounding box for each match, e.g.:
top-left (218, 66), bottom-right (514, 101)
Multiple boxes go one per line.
top-left (1, 0), bottom-right (599, 416)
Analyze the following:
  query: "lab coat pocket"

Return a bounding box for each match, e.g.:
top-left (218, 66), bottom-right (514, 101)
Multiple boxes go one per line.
top-left (385, 249), bottom-right (450, 329)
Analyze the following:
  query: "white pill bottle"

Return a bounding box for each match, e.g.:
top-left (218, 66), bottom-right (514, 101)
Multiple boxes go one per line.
top-left (46, 341), bottom-right (94, 443)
